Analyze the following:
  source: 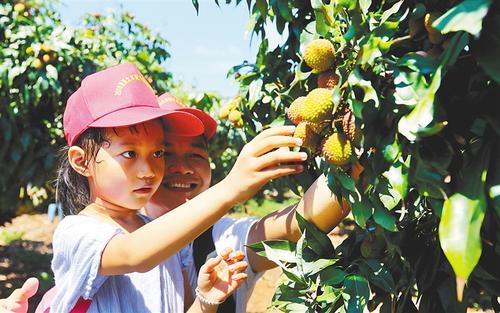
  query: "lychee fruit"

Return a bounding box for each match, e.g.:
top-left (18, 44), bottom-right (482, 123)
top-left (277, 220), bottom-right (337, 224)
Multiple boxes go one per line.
top-left (321, 133), bottom-right (352, 166)
top-left (317, 71), bottom-right (340, 89)
top-left (342, 110), bottom-right (362, 145)
top-left (301, 88), bottom-right (335, 124)
top-left (228, 110), bottom-right (242, 123)
top-left (303, 39), bottom-right (335, 72)
top-left (287, 96), bottom-right (306, 125)
top-left (294, 122), bottom-right (320, 151)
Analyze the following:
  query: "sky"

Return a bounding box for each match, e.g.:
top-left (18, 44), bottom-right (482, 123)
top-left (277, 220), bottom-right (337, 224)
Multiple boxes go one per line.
top-left (57, 0), bottom-right (266, 98)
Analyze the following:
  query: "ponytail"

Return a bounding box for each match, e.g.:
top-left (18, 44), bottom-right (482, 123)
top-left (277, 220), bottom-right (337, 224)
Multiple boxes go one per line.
top-left (55, 128), bottom-right (108, 215)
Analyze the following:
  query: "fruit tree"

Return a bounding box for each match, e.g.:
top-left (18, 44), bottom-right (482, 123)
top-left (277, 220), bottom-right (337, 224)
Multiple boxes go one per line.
top-left (198, 0), bottom-right (500, 312)
top-left (0, 0), bottom-right (175, 223)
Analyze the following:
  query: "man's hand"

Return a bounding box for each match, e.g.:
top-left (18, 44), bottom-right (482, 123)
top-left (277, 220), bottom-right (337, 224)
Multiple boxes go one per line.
top-left (0, 277), bottom-right (39, 313)
top-left (197, 248), bottom-right (248, 303)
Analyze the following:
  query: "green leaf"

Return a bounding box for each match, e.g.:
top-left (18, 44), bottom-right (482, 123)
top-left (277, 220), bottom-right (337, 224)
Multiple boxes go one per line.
top-left (380, 0), bottom-right (404, 24)
top-left (439, 146), bottom-right (490, 298)
top-left (439, 195), bottom-right (486, 276)
top-left (191, 0), bottom-right (199, 14)
top-left (295, 212), bottom-right (335, 258)
top-left (379, 158), bottom-right (410, 210)
top-left (247, 79), bottom-right (263, 109)
top-left (373, 205), bottom-right (397, 231)
top-left (247, 240), bottom-right (297, 263)
top-left (348, 69), bottom-right (379, 107)
top-left (433, 0), bottom-right (492, 37)
top-left (45, 64), bottom-right (58, 80)
top-left (349, 195), bottom-right (373, 228)
top-left (276, 0), bottom-right (292, 22)
top-left (303, 258), bottom-right (338, 277)
top-left (472, 3), bottom-right (500, 83)
top-left (358, 259), bottom-right (396, 293)
top-left (310, 0), bottom-right (334, 35)
top-left (317, 285), bottom-right (341, 304)
top-left (320, 267), bottom-right (347, 285)
top-left (398, 67), bottom-right (442, 142)
top-left (342, 275), bottom-right (370, 313)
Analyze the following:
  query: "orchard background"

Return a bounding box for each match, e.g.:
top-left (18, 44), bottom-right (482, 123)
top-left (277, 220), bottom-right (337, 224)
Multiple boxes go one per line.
top-left (1, 0), bottom-right (499, 312)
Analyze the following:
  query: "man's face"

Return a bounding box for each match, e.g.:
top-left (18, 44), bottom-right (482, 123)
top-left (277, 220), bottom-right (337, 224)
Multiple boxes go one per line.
top-left (147, 134), bottom-right (212, 217)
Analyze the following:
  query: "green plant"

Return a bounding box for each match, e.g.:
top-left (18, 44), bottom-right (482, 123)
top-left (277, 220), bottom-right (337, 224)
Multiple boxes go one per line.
top-left (0, 0), bottom-right (172, 223)
top-left (0, 229), bottom-right (24, 245)
top-left (197, 0), bottom-right (500, 311)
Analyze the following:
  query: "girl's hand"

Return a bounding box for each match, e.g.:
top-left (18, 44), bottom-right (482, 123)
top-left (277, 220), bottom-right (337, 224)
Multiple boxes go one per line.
top-left (0, 277), bottom-right (39, 313)
top-left (196, 248), bottom-right (248, 303)
top-left (223, 125), bottom-right (307, 203)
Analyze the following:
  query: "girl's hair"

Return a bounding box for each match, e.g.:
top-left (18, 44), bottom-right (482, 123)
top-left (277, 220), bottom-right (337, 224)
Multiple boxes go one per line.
top-left (55, 128), bottom-right (109, 215)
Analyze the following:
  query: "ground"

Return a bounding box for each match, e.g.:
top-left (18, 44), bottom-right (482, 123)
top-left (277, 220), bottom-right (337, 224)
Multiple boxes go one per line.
top-left (0, 214), bottom-right (496, 313)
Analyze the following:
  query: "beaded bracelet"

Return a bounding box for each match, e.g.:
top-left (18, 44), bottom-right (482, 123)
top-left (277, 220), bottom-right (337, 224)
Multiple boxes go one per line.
top-left (195, 287), bottom-right (224, 306)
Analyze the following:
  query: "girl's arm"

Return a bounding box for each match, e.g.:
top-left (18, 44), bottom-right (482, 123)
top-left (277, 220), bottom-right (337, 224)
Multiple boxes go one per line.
top-left (100, 126), bottom-right (306, 274)
top-left (247, 161), bottom-right (364, 272)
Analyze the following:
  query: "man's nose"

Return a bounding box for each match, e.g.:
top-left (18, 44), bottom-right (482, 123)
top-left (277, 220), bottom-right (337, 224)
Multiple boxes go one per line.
top-left (167, 157), bottom-right (194, 175)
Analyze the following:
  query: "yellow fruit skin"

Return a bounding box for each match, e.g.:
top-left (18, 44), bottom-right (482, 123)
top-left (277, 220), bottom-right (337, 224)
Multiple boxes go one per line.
top-left (14, 3), bottom-right (26, 12)
top-left (219, 105), bottom-right (231, 119)
top-left (303, 39), bottom-right (335, 72)
top-left (424, 12), bottom-right (444, 44)
top-left (228, 110), bottom-right (242, 123)
top-left (308, 121), bottom-right (328, 135)
top-left (321, 133), bottom-right (352, 166)
top-left (287, 96), bottom-right (306, 125)
top-left (32, 59), bottom-right (43, 70)
top-left (41, 44), bottom-right (51, 53)
top-left (301, 88), bottom-right (334, 124)
top-left (294, 122), bottom-right (320, 150)
top-left (317, 71), bottom-right (339, 89)
top-left (232, 118), bottom-right (243, 128)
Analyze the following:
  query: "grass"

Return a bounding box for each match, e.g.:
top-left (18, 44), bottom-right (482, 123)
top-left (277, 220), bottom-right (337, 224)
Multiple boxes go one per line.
top-left (0, 229), bottom-right (25, 245)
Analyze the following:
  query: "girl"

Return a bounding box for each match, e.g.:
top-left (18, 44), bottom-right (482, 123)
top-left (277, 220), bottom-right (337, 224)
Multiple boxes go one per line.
top-left (51, 63), bottom-right (306, 312)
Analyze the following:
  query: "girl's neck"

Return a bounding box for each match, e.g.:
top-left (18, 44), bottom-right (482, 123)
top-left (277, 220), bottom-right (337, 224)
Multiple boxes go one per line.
top-left (82, 201), bottom-right (144, 233)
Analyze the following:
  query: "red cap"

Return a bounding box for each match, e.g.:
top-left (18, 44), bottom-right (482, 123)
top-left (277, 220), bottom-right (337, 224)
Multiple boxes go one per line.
top-left (158, 92), bottom-right (218, 140)
top-left (63, 63), bottom-right (205, 146)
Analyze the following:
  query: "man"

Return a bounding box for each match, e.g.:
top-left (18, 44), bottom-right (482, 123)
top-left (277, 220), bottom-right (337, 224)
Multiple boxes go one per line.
top-left (145, 93), bottom-right (361, 313)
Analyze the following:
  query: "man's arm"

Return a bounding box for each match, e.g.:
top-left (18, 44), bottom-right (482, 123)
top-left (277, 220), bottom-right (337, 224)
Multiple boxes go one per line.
top-left (246, 162), bottom-right (363, 272)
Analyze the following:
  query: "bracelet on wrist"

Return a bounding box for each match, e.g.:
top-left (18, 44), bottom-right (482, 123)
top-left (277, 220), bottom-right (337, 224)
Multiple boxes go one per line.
top-left (195, 287), bottom-right (224, 306)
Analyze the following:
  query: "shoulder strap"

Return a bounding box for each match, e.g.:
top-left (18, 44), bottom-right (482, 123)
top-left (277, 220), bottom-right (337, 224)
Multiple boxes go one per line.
top-left (71, 298), bottom-right (92, 313)
top-left (193, 227), bottom-right (237, 313)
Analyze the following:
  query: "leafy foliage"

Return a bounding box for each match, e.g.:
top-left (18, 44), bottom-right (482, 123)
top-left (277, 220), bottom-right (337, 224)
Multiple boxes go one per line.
top-left (208, 0), bottom-right (500, 311)
top-left (0, 0), bottom-right (172, 223)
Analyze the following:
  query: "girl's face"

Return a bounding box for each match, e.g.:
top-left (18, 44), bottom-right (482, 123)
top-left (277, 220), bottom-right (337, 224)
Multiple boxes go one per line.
top-left (87, 119), bottom-right (166, 211)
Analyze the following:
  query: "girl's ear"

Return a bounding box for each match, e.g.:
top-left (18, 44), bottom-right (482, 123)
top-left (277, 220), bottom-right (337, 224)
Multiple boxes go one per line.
top-left (68, 146), bottom-right (90, 177)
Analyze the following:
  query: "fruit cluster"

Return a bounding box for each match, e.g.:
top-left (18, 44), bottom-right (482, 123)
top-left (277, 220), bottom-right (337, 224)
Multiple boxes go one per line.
top-left (219, 96), bottom-right (243, 128)
top-left (29, 44), bottom-right (57, 70)
top-left (288, 39), bottom-right (361, 167)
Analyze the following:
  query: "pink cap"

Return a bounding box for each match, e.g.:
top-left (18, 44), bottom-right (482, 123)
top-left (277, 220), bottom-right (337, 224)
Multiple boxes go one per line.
top-left (63, 63), bottom-right (205, 146)
top-left (158, 92), bottom-right (218, 140)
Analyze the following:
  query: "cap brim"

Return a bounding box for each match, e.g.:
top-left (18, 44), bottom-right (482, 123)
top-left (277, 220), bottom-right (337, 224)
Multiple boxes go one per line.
top-left (89, 106), bottom-right (205, 136)
top-left (176, 108), bottom-right (218, 140)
